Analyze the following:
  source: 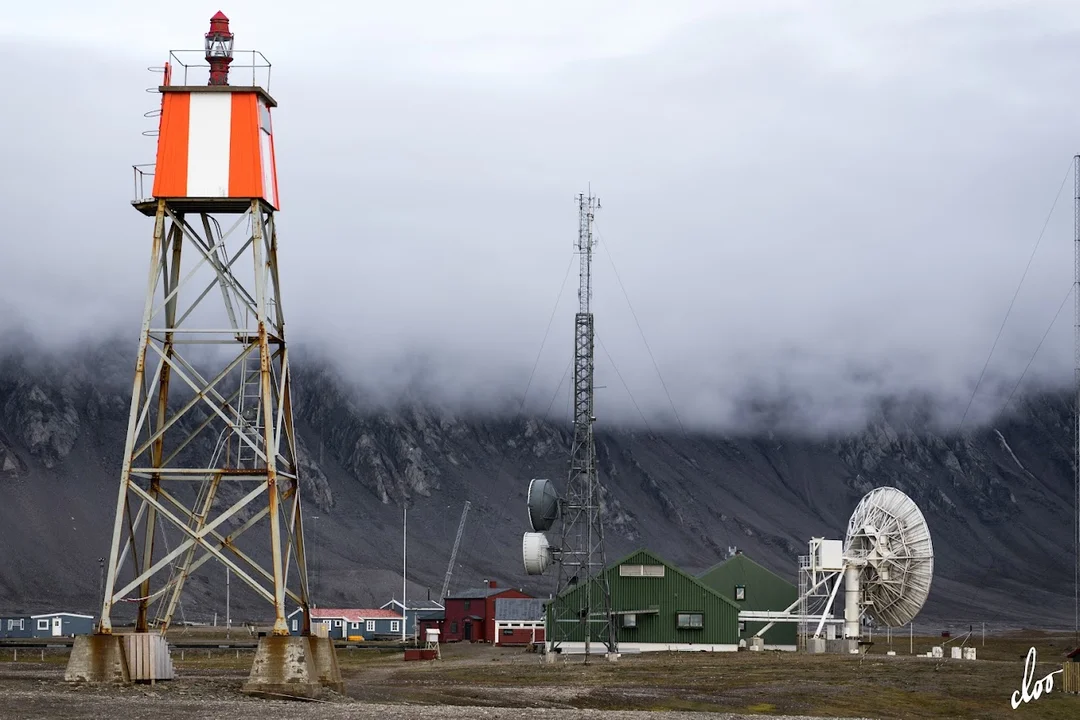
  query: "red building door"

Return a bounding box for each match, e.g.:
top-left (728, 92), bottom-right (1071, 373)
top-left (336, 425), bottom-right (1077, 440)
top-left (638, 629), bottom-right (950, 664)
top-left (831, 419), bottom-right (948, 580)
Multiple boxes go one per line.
top-left (463, 620), bottom-right (472, 641)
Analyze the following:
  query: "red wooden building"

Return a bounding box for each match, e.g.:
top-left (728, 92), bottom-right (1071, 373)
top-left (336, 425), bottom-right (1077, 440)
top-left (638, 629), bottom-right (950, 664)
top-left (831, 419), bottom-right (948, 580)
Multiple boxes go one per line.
top-left (442, 580), bottom-right (531, 643)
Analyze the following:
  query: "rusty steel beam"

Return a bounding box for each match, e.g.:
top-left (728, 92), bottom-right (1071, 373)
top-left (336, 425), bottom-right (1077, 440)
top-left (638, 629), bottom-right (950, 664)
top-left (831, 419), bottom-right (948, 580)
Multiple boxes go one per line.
top-left (96, 197), bottom-right (311, 639)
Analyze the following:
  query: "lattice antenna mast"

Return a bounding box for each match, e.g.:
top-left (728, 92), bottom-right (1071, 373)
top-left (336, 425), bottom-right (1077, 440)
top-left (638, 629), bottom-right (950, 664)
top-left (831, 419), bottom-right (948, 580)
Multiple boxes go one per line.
top-left (548, 191), bottom-right (617, 657)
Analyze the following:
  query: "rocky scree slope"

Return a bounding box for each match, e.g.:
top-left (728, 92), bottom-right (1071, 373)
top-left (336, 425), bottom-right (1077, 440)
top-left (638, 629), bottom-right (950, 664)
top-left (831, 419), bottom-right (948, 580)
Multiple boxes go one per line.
top-left (0, 341), bottom-right (1074, 628)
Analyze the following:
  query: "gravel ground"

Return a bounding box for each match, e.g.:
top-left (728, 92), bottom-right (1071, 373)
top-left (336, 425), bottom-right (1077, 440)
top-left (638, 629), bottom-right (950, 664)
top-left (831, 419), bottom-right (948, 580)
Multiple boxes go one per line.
top-left (0, 663), bottom-right (875, 720)
top-left (1, 689), bottom-right (874, 720)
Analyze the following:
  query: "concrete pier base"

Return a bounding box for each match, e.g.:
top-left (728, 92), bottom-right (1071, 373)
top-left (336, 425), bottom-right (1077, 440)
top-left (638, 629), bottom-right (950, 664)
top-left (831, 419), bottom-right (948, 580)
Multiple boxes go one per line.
top-left (65, 634), bottom-right (130, 683)
top-left (307, 636), bottom-right (344, 693)
top-left (242, 635), bottom-right (336, 699)
top-left (807, 638), bottom-right (826, 654)
top-left (749, 637), bottom-right (765, 652)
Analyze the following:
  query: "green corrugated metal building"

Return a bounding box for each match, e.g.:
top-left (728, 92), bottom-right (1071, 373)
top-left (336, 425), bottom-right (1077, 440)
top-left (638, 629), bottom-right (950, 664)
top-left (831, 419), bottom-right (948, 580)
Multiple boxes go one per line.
top-left (547, 548), bottom-right (740, 653)
top-left (697, 552), bottom-right (798, 650)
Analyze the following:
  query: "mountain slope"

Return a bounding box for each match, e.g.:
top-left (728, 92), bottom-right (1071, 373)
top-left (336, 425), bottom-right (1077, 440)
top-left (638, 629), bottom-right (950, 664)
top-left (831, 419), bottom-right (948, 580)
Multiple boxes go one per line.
top-left (0, 339), bottom-right (1074, 630)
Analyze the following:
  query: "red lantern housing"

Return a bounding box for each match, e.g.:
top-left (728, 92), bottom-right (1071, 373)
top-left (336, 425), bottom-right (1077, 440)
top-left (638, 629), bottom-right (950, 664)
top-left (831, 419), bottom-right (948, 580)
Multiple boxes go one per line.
top-left (205, 11), bottom-right (234, 86)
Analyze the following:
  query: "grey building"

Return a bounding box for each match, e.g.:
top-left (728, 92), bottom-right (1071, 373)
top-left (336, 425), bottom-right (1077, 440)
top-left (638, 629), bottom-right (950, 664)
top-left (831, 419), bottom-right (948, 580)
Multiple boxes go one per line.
top-left (379, 598), bottom-right (445, 639)
top-left (1, 612), bottom-right (94, 638)
top-left (287, 607), bottom-right (404, 640)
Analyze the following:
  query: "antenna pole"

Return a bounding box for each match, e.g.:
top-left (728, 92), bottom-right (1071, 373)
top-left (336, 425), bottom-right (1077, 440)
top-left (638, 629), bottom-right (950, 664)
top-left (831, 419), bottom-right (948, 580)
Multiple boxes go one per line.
top-left (550, 191), bottom-right (617, 658)
top-left (1073, 154), bottom-right (1079, 646)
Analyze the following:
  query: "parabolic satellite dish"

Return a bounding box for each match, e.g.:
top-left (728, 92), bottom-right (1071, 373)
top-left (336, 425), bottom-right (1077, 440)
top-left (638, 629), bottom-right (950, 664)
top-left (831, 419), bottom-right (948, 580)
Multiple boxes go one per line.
top-left (527, 478), bottom-right (559, 532)
top-left (523, 532), bottom-right (553, 575)
top-left (843, 486), bottom-right (934, 627)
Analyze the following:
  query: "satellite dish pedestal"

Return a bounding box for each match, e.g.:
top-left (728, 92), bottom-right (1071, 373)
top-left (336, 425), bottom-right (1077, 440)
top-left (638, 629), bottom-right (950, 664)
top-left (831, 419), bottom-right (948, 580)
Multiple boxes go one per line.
top-left (749, 487), bottom-right (934, 653)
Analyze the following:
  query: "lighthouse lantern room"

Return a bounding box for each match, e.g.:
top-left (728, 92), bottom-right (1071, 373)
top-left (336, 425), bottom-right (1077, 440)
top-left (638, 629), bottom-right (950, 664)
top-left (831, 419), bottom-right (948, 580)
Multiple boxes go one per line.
top-left (138, 11), bottom-right (279, 214)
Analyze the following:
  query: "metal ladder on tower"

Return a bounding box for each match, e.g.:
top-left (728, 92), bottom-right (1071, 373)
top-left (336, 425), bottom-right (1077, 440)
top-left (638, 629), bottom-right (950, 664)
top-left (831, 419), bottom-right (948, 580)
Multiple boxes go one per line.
top-left (235, 309), bottom-right (265, 470)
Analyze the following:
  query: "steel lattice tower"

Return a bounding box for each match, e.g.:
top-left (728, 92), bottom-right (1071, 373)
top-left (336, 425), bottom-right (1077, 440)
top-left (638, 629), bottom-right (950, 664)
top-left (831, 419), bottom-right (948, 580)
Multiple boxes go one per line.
top-left (548, 192), bottom-right (618, 657)
top-left (93, 28), bottom-right (311, 641)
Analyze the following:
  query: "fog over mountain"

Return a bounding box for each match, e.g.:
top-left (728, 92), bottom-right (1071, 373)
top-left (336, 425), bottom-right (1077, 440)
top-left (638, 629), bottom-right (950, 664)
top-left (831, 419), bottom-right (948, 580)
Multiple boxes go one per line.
top-left (3, 1), bottom-right (1080, 436)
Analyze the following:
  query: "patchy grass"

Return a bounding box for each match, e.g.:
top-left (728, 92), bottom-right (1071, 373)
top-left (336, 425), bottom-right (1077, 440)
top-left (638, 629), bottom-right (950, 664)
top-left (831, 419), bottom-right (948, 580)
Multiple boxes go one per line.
top-left (341, 633), bottom-right (1080, 719)
top-left (2, 630), bottom-right (1074, 718)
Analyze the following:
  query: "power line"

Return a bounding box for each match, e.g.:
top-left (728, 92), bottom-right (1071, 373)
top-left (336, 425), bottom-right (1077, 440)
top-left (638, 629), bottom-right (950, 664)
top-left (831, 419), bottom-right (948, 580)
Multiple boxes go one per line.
top-left (952, 158), bottom-right (1076, 643)
top-left (595, 229), bottom-right (688, 437)
top-left (998, 283), bottom-right (1073, 418)
top-left (464, 252), bottom-right (578, 576)
top-left (596, 332), bottom-right (653, 435)
top-left (543, 357), bottom-right (573, 421)
top-left (956, 158), bottom-right (1073, 433)
top-left (518, 253), bottom-right (577, 413)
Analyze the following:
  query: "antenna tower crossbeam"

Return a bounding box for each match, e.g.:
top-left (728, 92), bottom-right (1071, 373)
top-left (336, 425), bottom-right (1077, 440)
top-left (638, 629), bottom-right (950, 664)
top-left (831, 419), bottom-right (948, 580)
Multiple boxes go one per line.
top-left (549, 192), bottom-right (617, 656)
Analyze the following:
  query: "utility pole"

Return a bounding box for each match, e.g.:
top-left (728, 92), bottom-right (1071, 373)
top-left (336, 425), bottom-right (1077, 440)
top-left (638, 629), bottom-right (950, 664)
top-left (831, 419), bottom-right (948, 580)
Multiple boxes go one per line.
top-left (226, 567), bottom-right (231, 638)
top-left (402, 505), bottom-right (407, 644)
top-left (311, 515), bottom-right (320, 608)
top-left (1074, 154), bottom-right (1080, 648)
top-left (548, 190), bottom-right (617, 659)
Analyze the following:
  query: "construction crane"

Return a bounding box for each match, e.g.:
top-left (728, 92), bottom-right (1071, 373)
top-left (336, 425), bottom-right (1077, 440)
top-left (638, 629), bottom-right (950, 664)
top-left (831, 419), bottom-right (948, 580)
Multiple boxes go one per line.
top-left (440, 501), bottom-right (472, 602)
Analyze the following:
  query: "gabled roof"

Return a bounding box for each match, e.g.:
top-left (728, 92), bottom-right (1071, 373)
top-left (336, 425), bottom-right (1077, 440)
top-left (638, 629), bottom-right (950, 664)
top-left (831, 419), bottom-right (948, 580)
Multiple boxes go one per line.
top-left (697, 553), bottom-right (796, 589)
top-left (29, 612), bottom-right (94, 619)
top-left (562, 548), bottom-right (741, 611)
top-left (495, 598), bottom-right (546, 621)
top-left (447, 586), bottom-right (512, 599)
top-left (415, 609), bottom-right (445, 621)
top-left (286, 607), bottom-right (402, 622)
top-left (380, 598), bottom-right (444, 611)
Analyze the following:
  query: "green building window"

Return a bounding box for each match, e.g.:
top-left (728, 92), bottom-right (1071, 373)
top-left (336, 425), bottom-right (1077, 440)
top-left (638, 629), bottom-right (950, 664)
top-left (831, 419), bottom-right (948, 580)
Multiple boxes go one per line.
top-left (739, 621), bottom-right (746, 633)
top-left (677, 613), bottom-right (703, 629)
top-left (735, 585), bottom-right (745, 601)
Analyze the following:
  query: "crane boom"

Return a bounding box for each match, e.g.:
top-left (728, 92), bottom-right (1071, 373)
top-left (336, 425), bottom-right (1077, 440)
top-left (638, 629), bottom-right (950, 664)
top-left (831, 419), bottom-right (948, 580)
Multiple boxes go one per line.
top-left (440, 501), bottom-right (472, 602)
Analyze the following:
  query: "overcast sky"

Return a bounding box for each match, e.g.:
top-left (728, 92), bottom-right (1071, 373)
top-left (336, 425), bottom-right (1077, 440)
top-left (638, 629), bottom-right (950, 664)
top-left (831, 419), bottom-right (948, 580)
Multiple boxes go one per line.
top-left (2, 1), bottom-right (1080, 433)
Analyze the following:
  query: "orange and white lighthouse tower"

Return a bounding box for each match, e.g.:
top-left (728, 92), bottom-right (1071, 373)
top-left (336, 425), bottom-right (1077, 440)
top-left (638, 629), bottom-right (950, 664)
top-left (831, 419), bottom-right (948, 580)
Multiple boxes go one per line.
top-left (66, 13), bottom-right (337, 695)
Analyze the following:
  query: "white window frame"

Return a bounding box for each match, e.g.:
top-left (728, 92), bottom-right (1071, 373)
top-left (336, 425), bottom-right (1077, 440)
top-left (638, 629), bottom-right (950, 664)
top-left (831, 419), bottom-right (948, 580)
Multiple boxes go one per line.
top-left (619, 564), bottom-right (665, 577)
top-left (735, 585), bottom-right (746, 601)
top-left (37, 619), bottom-right (49, 631)
top-left (366, 620), bottom-right (375, 633)
top-left (291, 619), bottom-right (297, 631)
top-left (334, 620), bottom-right (343, 627)
top-left (676, 613), bottom-right (703, 629)
top-left (390, 621), bottom-right (400, 633)
top-left (352, 622), bottom-right (360, 629)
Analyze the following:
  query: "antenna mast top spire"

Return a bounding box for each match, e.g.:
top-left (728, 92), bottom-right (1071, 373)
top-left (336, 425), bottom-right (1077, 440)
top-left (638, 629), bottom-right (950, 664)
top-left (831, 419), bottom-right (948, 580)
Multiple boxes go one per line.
top-left (576, 192), bottom-right (598, 315)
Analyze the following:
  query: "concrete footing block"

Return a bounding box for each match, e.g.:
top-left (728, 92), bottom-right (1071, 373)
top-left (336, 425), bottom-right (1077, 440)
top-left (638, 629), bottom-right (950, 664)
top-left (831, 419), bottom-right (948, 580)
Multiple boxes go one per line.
top-left (242, 635), bottom-right (333, 699)
top-left (65, 634), bottom-right (130, 683)
top-left (307, 636), bottom-right (344, 692)
top-left (807, 638), bottom-right (826, 654)
top-left (749, 637), bottom-right (765, 652)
